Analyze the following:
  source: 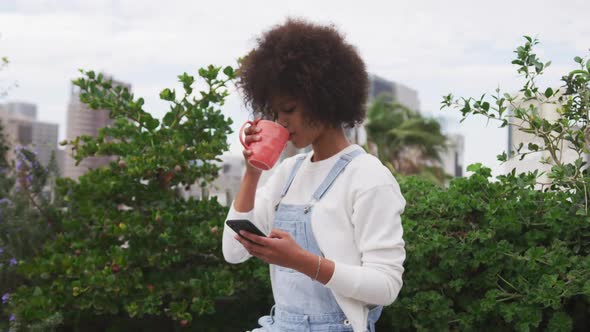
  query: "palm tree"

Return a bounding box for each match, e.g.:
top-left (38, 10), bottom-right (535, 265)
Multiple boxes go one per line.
top-left (365, 94), bottom-right (448, 183)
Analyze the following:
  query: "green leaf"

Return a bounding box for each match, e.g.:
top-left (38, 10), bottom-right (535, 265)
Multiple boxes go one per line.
top-left (223, 66), bottom-right (234, 77)
top-left (33, 286), bottom-right (43, 296)
top-left (524, 89), bottom-right (532, 98)
top-left (467, 163), bottom-right (482, 172)
top-left (163, 112), bottom-right (176, 127)
top-left (159, 88), bottom-right (175, 101)
top-left (146, 118), bottom-right (160, 130)
top-left (544, 87), bottom-right (554, 98)
top-left (574, 56), bottom-right (583, 64)
top-left (571, 69), bottom-right (588, 75)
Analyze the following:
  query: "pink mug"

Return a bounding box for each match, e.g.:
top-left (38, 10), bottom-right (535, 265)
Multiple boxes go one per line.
top-left (239, 119), bottom-right (289, 170)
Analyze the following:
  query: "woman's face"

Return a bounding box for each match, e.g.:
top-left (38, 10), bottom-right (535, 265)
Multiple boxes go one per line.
top-left (268, 95), bottom-right (324, 149)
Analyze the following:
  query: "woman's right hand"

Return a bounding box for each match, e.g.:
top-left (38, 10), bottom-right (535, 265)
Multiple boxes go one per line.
top-left (242, 124), bottom-right (262, 176)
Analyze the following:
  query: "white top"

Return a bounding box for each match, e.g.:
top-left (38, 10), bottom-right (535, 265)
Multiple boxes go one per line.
top-left (222, 144), bottom-right (406, 332)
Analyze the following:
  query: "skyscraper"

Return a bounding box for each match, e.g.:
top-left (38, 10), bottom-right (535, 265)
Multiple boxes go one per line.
top-left (504, 90), bottom-right (588, 186)
top-left (0, 102), bottom-right (38, 119)
top-left (0, 102), bottom-right (58, 168)
top-left (368, 74), bottom-right (420, 112)
top-left (63, 75), bottom-right (131, 180)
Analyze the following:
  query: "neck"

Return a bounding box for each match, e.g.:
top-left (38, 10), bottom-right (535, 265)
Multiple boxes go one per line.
top-left (311, 127), bottom-right (352, 162)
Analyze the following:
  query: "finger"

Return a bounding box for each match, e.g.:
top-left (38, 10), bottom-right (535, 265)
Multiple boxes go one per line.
top-left (240, 231), bottom-right (270, 246)
top-left (244, 126), bottom-right (262, 135)
top-left (242, 149), bottom-right (252, 157)
top-left (235, 235), bottom-right (256, 253)
top-left (235, 235), bottom-right (268, 258)
top-left (244, 135), bottom-right (261, 145)
top-left (244, 125), bottom-right (256, 135)
top-left (269, 229), bottom-right (288, 238)
top-left (234, 234), bottom-right (248, 247)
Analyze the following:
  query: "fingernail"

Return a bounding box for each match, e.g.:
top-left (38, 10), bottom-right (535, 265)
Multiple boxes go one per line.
top-left (256, 128), bottom-right (261, 132)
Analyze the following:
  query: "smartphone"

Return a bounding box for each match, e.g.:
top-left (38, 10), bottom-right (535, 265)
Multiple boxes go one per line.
top-left (226, 219), bottom-right (267, 240)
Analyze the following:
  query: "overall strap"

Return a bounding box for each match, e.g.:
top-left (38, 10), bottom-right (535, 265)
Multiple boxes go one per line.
top-left (311, 149), bottom-right (365, 202)
top-left (280, 155), bottom-right (306, 198)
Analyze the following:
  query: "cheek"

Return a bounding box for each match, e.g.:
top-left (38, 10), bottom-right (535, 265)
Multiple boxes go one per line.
top-left (296, 126), bottom-right (321, 145)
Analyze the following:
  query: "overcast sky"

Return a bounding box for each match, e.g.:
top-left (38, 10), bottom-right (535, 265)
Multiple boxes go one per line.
top-left (1, 0), bottom-right (589, 176)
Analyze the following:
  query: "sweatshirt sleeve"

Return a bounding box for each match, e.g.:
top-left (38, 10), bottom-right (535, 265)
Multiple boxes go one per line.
top-left (222, 162), bottom-right (287, 264)
top-left (325, 182), bottom-right (406, 306)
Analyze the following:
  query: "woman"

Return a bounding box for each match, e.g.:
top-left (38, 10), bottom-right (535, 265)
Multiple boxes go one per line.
top-left (222, 18), bottom-right (406, 332)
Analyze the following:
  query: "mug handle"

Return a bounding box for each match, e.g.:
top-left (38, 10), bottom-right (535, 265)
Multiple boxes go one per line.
top-left (239, 119), bottom-right (258, 149)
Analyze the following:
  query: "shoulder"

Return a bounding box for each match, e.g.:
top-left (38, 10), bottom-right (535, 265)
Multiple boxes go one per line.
top-left (347, 151), bottom-right (398, 189)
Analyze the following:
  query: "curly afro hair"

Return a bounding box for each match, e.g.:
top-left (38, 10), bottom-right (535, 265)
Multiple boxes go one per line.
top-left (237, 18), bottom-right (369, 128)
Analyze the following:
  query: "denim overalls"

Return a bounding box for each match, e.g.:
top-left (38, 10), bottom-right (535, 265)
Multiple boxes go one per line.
top-left (252, 149), bottom-right (383, 332)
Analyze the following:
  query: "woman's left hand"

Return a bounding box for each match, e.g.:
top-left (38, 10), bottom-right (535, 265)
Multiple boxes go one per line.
top-left (234, 229), bottom-right (309, 270)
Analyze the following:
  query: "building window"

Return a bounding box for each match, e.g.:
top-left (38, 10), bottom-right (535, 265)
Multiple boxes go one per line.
top-left (454, 152), bottom-right (463, 177)
top-left (18, 124), bottom-right (33, 145)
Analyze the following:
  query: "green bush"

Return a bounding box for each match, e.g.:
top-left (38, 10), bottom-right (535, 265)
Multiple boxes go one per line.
top-left (382, 165), bottom-right (590, 331)
top-left (0, 129), bottom-right (61, 330)
top-left (4, 65), bottom-right (271, 331)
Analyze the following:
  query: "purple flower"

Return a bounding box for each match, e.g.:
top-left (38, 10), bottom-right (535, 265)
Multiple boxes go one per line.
top-left (0, 247), bottom-right (3, 254)
top-left (0, 198), bottom-right (12, 205)
top-left (9, 258), bottom-right (17, 266)
top-left (9, 314), bottom-right (15, 321)
top-left (2, 293), bottom-right (9, 304)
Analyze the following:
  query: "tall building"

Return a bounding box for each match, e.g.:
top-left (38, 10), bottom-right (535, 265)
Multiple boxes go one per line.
top-left (434, 115), bottom-right (465, 179)
top-left (0, 102), bottom-right (59, 168)
top-left (181, 154), bottom-right (246, 206)
top-left (503, 91), bottom-right (588, 186)
top-left (345, 74), bottom-right (423, 149)
top-left (63, 76), bottom-right (130, 180)
top-left (439, 133), bottom-right (465, 178)
top-left (365, 75), bottom-right (465, 180)
top-left (368, 74), bottom-right (421, 112)
top-left (1, 102), bottom-right (37, 119)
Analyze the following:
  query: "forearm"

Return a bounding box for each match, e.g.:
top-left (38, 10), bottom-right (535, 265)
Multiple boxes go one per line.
top-left (295, 251), bottom-right (403, 305)
top-left (222, 171), bottom-right (264, 263)
top-left (324, 261), bottom-right (404, 305)
top-left (233, 171), bottom-right (261, 212)
top-left (295, 251), bottom-right (335, 285)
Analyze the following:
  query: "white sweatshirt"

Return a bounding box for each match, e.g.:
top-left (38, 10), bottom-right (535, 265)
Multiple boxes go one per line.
top-left (222, 144), bottom-right (406, 332)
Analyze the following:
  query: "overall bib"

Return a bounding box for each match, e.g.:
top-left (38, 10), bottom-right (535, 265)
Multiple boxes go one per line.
top-left (253, 149), bottom-right (382, 332)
